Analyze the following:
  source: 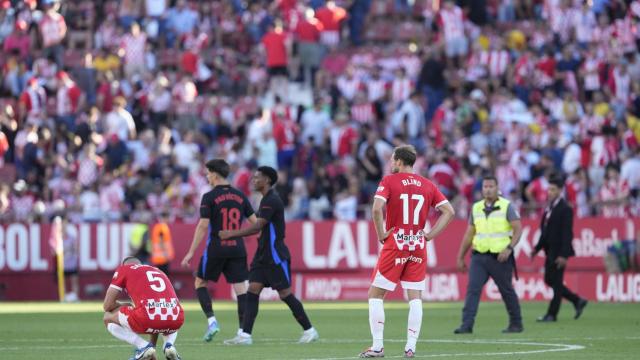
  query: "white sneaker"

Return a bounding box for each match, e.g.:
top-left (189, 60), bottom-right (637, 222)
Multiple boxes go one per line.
top-left (131, 344), bottom-right (155, 360)
top-left (223, 333), bottom-right (253, 345)
top-left (298, 328), bottom-right (319, 343)
top-left (163, 343), bottom-right (181, 360)
top-left (359, 347), bottom-right (384, 358)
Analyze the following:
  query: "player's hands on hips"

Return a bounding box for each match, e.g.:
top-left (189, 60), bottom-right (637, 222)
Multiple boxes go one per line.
top-left (456, 257), bottom-right (467, 272)
top-left (378, 227), bottom-right (395, 244)
top-left (181, 252), bottom-right (193, 268)
top-left (219, 230), bottom-right (231, 239)
top-left (555, 256), bottom-right (567, 269)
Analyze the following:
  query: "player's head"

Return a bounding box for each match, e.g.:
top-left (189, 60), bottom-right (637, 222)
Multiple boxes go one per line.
top-left (121, 256), bottom-right (141, 265)
top-left (205, 159), bottom-right (230, 186)
top-left (390, 145), bottom-right (417, 173)
top-left (547, 172), bottom-right (565, 202)
top-left (481, 175), bottom-right (499, 200)
top-left (254, 166), bottom-right (278, 191)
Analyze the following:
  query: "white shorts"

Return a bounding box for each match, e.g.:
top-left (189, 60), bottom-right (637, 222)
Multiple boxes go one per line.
top-left (118, 309), bottom-right (132, 330)
top-left (372, 270), bottom-right (426, 291)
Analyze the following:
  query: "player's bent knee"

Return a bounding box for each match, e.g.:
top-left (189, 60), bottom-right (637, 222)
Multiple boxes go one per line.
top-left (103, 311), bottom-right (118, 327)
top-left (248, 282), bottom-right (264, 294)
top-left (406, 289), bottom-right (422, 300)
top-left (278, 288), bottom-right (292, 299)
top-left (368, 286), bottom-right (387, 299)
top-left (232, 282), bottom-right (248, 295)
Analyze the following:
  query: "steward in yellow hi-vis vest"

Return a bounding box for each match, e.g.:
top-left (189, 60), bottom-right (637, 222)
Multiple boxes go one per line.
top-left (454, 176), bottom-right (524, 334)
top-left (471, 197), bottom-right (512, 253)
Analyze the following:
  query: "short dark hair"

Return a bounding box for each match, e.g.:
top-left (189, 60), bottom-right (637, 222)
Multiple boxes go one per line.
top-left (548, 172), bottom-right (565, 188)
top-left (257, 166), bottom-right (278, 186)
top-left (122, 256), bottom-right (141, 265)
top-left (205, 159), bottom-right (230, 178)
top-left (393, 145), bottom-right (417, 166)
top-left (482, 175), bottom-right (498, 184)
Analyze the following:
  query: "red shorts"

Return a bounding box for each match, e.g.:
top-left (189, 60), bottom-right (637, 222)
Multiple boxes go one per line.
top-left (371, 248), bottom-right (426, 291)
top-left (118, 304), bottom-right (185, 334)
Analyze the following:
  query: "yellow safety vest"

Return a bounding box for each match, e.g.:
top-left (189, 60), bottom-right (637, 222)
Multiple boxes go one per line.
top-left (471, 197), bottom-right (512, 253)
top-left (129, 224), bottom-right (149, 252)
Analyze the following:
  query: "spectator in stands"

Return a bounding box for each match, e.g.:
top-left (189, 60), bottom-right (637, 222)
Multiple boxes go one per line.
top-left (39, 0), bottom-right (67, 68)
top-left (3, 49), bottom-right (30, 98)
top-left (597, 164), bottom-right (630, 218)
top-left (3, 20), bottom-right (30, 62)
top-left (167, 0), bottom-right (198, 48)
top-left (315, 1), bottom-right (346, 49)
top-left (438, 0), bottom-right (468, 67)
top-left (120, 22), bottom-right (147, 79)
top-left (390, 91), bottom-right (426, 151)
top-left (262, 20), bottom-right (290, 101)
top-left (417, 47), bottom-right (447, 122)
top-left (300, 96), bottom-right (331, 147)
top-left (104, 96), bottom-right (135, 141)
top-left (295, 8), bottom-right (324, 87)
top-left (55, 71), bottom-right (83, 131)
top-left (0, 0), bottom-right (639, 223)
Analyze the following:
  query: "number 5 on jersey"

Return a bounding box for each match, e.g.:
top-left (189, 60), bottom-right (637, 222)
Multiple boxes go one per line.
top-left (146, 271), bottom-right (166, 292)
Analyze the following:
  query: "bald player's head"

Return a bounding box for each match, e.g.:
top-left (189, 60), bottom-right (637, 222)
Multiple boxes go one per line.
top-left (121, 256), bottom-right (141, 265)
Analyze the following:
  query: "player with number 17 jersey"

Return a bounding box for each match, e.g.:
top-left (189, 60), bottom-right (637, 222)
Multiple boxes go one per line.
top-left (110, 263), bottom-right (184, 334)
top-left (372, 172), bottom-right (449, 290)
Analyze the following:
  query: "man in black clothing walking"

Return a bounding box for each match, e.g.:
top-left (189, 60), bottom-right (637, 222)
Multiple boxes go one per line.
top-left (220, 166), bottom-right (319, 345)
top-left (531, 174), bottom-right (588, 322)
top-left (181, 159), bottom-right (256, 341)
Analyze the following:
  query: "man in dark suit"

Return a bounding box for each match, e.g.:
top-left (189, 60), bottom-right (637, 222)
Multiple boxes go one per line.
top-left (531, 174), bottom-right (588, 322)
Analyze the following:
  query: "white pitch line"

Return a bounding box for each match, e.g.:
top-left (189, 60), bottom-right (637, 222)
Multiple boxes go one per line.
top-left (301, 339), bottom-right (585, 360)
top-left (0, 336), bottom-right (630, 344)
top-left (0, 337), bottom-right (586, 358)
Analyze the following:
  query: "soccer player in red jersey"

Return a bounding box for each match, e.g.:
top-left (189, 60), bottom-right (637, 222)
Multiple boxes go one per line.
top-left (103, 257), bottom-right (184, 360)
top-left (360, 145), bottom-right (455, 358)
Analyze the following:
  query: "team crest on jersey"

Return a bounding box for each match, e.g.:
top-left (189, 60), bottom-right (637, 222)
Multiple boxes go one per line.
top-left (377, 186), bottom-right (384, 192)
top-left (112, 272), bottom-right (118, 279)
top-left (145, 298), bottom-right (180, 321)
top-left (393, 229), bottom-right (425, 251)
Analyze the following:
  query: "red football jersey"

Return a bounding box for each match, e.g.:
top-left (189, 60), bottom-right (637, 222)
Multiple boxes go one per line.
top-left (110, 264), bottom-right (181, 317)
top-left (374, 173), bottom-right (448, 251)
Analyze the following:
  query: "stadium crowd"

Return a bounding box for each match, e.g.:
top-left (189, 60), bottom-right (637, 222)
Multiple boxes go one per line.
top-left (0, 0), bottom-right (639, 224)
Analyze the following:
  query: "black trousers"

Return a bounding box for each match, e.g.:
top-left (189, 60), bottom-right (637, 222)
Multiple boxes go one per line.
top-left (461, 252), bottom-right (522, 329)
top-left (544, 258), bottom-right (580, 317)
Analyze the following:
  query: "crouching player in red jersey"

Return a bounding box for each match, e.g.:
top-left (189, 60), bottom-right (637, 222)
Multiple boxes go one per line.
top-left (103, 256), bottom-right (185, 360)
top-left (360, 145), bottom-right (455, 358)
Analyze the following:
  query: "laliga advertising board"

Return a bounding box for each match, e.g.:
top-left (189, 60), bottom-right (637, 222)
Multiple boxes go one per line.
top-left (0, 219), bottom-right (638, 302)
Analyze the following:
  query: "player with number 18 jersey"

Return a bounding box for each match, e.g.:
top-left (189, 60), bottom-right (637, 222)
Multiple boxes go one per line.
top-left (372, 172), bottom-right (449, 290)
top-left (110, 263), bottom-right (184, 334)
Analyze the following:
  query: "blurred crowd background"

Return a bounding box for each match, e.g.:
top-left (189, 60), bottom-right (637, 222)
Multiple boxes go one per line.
top-left (0, 0), bottom-right (639, 225)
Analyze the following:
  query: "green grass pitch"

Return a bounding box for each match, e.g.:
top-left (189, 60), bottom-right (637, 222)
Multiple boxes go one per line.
top-left (0, 301), bottom-right (638, 359)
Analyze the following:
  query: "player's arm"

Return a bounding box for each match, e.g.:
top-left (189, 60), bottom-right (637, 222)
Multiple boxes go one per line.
top-left (220, 218), bottom-right (267, 239)
top-left (424, 201), bottom-right (455, 241)
top-left (509, 219), bottom-right (523, 249)
top-left (456, 224), bottom-right (475, 272)
top-left (372, 197), bottom-right (394, 244)
top-left (499, 203), bottom-right (523, 262)
top-left (181, 218), bottom-right (209, 267)
top-left (247, 214), bottom-right (258, 224)
top-left (103, 286), bottom-right (121, 312)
